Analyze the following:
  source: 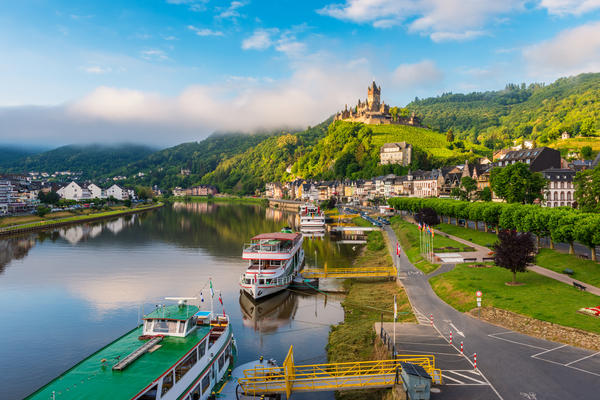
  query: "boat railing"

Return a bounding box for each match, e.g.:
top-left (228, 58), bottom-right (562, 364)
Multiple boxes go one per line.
top-left (243, 242), bottom-right (293, 253)
top-left (240, 273), bottom-right (293, 287)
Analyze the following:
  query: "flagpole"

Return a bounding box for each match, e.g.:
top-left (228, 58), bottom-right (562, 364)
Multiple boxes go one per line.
top-left (393, 294), bottom-right (397, 358)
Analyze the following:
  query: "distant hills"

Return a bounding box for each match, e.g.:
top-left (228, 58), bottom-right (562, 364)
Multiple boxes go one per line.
top-left (2, 73), bottom-right (599, 194)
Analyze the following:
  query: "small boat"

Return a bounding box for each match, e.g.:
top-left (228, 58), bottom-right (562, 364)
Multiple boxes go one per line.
top-left (299, 203), bottom-right (326, 232)
top-left (240, 228), bottom-right (305, 300)
top-left (26, 297), bottom-right (235, 400)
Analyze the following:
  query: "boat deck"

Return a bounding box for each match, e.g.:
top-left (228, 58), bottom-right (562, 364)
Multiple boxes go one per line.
top-left (26, 325), bottom-right (211, 400)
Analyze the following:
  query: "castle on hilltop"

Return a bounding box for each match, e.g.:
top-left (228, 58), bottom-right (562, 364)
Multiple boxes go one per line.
top-left (334, 81), bottom-right (420, 126)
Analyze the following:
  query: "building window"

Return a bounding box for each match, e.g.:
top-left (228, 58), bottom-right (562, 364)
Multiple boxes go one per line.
top-left (567, 192), bottom-right (571, 201)
top-left (560, 192), bottom-right (565, 201)
top-left (553, 192), bottom-right (558, 201)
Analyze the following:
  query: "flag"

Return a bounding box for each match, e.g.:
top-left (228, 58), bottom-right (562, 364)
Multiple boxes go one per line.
top-left (396, 242), bottom-right (401, 255)
top-left (209, 280), bottom-right (214, 297)
top-left (218, 292), bottom-right (223, 306)
top-left (418, 222), bottom-right (422, 230)
top-left (200, 292), bottom-right (205, 303)
top-left (432, 230), bottom-right (434, 238)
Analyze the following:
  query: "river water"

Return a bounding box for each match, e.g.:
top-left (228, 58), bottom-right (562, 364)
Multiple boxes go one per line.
top-left (0, 202), bottom-right (360, 400)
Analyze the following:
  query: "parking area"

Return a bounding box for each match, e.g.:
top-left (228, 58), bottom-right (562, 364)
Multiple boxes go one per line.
top-left (488, 331), bottom-right (600, 378)
top-left (376, 322), bottom-right (501, 400)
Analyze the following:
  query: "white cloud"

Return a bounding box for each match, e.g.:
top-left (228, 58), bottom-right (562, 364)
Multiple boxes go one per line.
top-left (188, 25), bottom-right (224, 36)
top-left (165, 0), bottom-right (209, 12)
top-left (523, 21), bottom-right (600, 78)
top-left (391, 60), bottom-right (443, 88)
top-left (216, 1), bottom-right (247, 20)
top-left (539, 0), bottom-right (600, 15)
top-left (242, 28), bottom-right (278, 50)
top-left (140, 49), bottom-right (169, 61)
top-left (318, 0), bottom-right (524, 41)
top-left (82, 66), bottom-right (112, 74)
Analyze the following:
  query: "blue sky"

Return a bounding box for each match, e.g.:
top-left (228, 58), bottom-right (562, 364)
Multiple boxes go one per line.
top-left (1, 0), bottom-right (600, 146)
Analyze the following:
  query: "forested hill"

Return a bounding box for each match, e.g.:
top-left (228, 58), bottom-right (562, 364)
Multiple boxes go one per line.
top-left (0, 146), bottom-right (44, 169)
top-left (1, 144), bottom-right (156, 178)
top-left (407, 73), bottom-right (600, 147)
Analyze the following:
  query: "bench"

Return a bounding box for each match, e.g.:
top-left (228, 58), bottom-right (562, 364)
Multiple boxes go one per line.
top-left (573, 282), bottom-right (587, 291)
top-left (563, 268), bottom-right (574, 276)
top-left (463, 258), bottom-right (477, 262)
top-left (578, 254), bottom-right (589, 260)
top-left (482, 257), bottom-right (495, 262)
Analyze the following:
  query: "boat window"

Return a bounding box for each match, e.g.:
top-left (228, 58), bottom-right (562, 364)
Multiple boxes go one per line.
top-left (259, 279), bottom-right (264, 284)
top-left (153, 319), bottom-right (178, 334)
top-left (198, 340), bottom-right (206, 358)
top-left (201, 374), bottom-right (211, 394)
top-left (138, 384), bottom-right (158, 400)
top-left (218, 353), bottom-right (225, 371)
top-left (190, 384), bottom-right (201, 400)
top-left (161, 370), bottom-right (174, 396)
top-left (186, 320), bottom-right (195, 332)
top-left (178, 321), bottom-right (185, 334)
top-left (175, 349), bottom-right (198, 382)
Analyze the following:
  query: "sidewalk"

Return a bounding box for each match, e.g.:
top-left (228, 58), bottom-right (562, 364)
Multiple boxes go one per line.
top-left (436, 227), bottom-right (600, 297)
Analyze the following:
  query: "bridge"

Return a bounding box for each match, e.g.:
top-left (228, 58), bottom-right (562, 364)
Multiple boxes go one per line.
top-left (301, 265), bottom-right (397, 279)
top-left (237, 346), bottom-right (441, 398)
top-left (329, 226), bottom-right (381, 232)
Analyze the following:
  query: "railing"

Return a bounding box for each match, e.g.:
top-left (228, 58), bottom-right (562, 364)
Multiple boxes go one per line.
top-left (240, 273), bottom-right (293, 286)
top-left (302, 266), bottom-right (397, 279)
top-left (238, 345), bottom-right (439, 397)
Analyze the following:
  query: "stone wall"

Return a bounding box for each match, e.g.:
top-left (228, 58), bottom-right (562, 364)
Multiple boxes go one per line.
top-left (469, 307), bottom-right (600, 351)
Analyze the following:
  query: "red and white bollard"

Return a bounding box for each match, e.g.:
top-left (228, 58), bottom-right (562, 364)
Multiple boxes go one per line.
top-left (449, 331), bottom-right (453, 344)
top-left (474, 353), bottom-right (477, 369)
top-left (430, 314), bottom-right (433, 326)
top-left (460, 342), bottom-right (464, 354)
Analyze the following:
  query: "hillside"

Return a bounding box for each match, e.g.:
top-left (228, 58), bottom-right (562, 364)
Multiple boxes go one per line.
top-left (408, 73), bottom-right (600, 148)
top-left (2, 144), bottom-right (156, 178)
top-left (0, 146), bottom-right (44, 169)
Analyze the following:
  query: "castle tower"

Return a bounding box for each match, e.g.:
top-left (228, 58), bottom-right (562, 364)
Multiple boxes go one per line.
top-left (367, 81), bottom-right (381, 109)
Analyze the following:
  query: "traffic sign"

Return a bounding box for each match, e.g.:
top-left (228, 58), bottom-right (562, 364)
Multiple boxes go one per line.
top-left (476, 290), bottom-right (482, 298)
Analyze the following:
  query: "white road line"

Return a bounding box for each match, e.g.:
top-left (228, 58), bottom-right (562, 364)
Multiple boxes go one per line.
top-left (489, 331), bottom-right (514, 336)
top-left (395, 349), bottom-right (464, 356)
top-left (531, 344), bottom-right (568, 358)
top-left (566, 364), bottom-right (600, 378)
top-left (448, 322), bottom-right (465, 337)
top-left (564, 351), bottom-right (600, 366)
top-left (487, 333), bottom-right (548, 351)
top-left (446, 370), bottom-right (487, 385)
top-left (441, 374), bottom-right (464, 384)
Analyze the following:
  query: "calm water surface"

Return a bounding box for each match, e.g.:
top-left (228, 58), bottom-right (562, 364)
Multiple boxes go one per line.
top-left (0, 203), bottom-right (359, 400)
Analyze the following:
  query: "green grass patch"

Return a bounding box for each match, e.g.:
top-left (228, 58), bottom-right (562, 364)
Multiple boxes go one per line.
top-left (436, 223), bottom-right (498, 248)
top-left (328, 280), bottom-right (414, 400)
top-left (536, 249), bottom-right (600, 287)
top-left (430, 263), bottom-right (600, 334)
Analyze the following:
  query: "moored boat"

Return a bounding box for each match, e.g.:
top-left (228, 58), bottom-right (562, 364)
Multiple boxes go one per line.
top-left (299, 203), bottom-right (326, 232)
top-left (26, 297), bottom-right (235, 400)
top-left (240, 228), bottom-right (305, 300)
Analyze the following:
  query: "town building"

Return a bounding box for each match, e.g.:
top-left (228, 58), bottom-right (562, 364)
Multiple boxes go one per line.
top-left (380, 142), bottom-right (413, 166)
top-left (186, 185), bottom-right (218, 197)
top-left (542, 168), bottom-right (576, 208)
top-left (334, 82), bottom-right (420, 126)
top-left (106, 184), bottom-right (129, 201)
top-left (494, 147), bottom-right (561, 172)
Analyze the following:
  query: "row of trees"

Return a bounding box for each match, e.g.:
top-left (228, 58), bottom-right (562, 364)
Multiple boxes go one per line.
top-left (387, 197), bottom-right (600, 261)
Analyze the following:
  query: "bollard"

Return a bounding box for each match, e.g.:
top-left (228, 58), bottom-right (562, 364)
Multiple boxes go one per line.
top-left (449, 331), bottom-right (453, 344)
top-left (460, 342), bottom-right (464, 354)
top-left (474, 353), bottom-right (477, 369)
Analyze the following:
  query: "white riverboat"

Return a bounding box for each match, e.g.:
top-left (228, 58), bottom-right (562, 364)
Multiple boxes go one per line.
top-left (299, 204), bottom-right (326, 232)
top-left (240, 229), bottom-right (305, 300)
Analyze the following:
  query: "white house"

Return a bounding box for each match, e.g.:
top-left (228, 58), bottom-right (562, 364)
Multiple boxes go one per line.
top-left (106, 184), bottom-right (128, 200)
top-left (87, 183), bottom-right (106, 199)
top-left (57, 181), bottom-right (84, 200)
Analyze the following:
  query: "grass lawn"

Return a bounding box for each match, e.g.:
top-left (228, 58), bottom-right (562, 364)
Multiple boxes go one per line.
top-left (353, 226), bottom-right (394, 270)
top-left (328, 280), bottom-right (414, 400)
top-left (430, 263), bottom-right (600, 334)
top-left (436, 223), bottom-right (498, 248)
top-left (536, 249), bottom-right (600, 287)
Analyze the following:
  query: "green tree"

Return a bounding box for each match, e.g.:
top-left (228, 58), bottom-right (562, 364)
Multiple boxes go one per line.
top-left (477, 187), bottom-right (492, 202)
top-left (490, 163), bottom-right (547, 204)
top-left (135, 186), bottom-right (154, 200)
top-left (574, 167), bottom-right (600, 212)
top-left (580, 146), bottom-right (593, 159)
top-left (574, 214), bottom-right (600, 261)
top-left (446, 130), bottom-right (454, 142)
top-left (460, 176), bottom-right (477, 201)
top-left (389, 106), bottom-right (399, 122)
top-left (580, 118), bottom-right (595, 136)
top-left (36, 205), bottom-right (50, 217)
top-left (550, 212), bottom-right (579, 254)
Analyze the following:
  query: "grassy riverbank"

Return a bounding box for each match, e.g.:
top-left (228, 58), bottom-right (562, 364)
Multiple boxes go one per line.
top-left (390, 217), bottom-right (439, 274)
top-left (430, 263), bottom-right (600, 334)
top-left (0, 203), bottom-right (162, 233)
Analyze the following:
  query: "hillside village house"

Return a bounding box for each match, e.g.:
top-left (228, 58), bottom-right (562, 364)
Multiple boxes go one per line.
top-left (106, 184), bottom-right (129, 200)
top-left (185, 185), bottom-right (218, 197)
top-left (542, 168), bottom-right (576, 208)
top-left (380, 142), bottom-right (413, 166)
top-left (494, 147), bottom-right (561, 172)
top-left (57, 181), bottom-right (107, 201)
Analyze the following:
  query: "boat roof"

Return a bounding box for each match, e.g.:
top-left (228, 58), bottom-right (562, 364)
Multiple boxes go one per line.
top-left (251, 232), bottom-right (301, 241)
top-left (26, 324), bottom-right (211, 400)
top-left (144, 304), bottom-right (200, 321)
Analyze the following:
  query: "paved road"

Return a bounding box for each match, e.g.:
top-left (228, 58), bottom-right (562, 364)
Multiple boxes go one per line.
top-left (384, 225), bottom-right (600, 400)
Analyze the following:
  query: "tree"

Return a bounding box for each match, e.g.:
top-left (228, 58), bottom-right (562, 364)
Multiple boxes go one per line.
top-left (446, 130), bottom-right (454, 142)
top-left (460, 176), bottom-right (477, 201)
top-left (478, 187), bottom-right (492, 202)
top-left (574, 214), bottom-right (600, 261)
top-left (494, 230), bottom-right (535, 284)
top-left (36, 205), bottom-right (50, 217)
top-left (490, 163), bottom-right (547, 204)
top-left (550, 212), bottom-right (579, 254)
top-left (580, 146), bottom-right (593, 159)
top-left (414, 207), bottom-right (440, 227)
top-left (135, 186), bottom-right (154, 200)
top-left (574, 167), bottom-right (600, 212)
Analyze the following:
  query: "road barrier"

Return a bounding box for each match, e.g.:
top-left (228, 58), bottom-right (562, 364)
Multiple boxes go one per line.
top-left (460, 342), bottom-right (464, 354)
top-left (474, 353), bottom-right (477, 369)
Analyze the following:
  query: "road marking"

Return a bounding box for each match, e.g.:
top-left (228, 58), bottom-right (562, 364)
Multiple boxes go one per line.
top-left (564, 351), bottom-right (600, 366)
top-left (531, 344), bottom-right (568, 357)
top-left (487, 332), bottom-right (548, 351)
top-left (449, 322), bottom-right (465, 337)
top-left (442, 370), bottom-right (488, 385)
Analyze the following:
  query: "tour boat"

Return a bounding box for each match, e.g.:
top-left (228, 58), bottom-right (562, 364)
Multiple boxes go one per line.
top-left (240, 228), bottom-right (305, 300)
top-left (299, 203), bottom-right (326, 232)
top-left (26, 298), bottom-right (235, 400)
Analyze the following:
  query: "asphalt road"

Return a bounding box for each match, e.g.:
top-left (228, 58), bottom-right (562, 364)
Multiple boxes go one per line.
top-left (385, 225), bottom-right (600, 400)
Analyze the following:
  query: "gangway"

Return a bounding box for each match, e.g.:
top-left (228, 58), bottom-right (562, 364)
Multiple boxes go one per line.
top-left (112, 336), bottom-right (163, 371)
top-left (237, 346), bottom-right (441, 398)
top-left (302, 266), bottom-right (397, 279)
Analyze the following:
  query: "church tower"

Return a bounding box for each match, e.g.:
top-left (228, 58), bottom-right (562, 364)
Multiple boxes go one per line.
top-left (367, 81), bottom-right (381, 109)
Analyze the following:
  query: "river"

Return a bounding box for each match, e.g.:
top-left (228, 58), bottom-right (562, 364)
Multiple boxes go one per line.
top-left (0, 202), bottom-right (359, 400)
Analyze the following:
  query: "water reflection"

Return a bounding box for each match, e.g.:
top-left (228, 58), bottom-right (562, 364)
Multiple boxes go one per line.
top-left (0, 203), bottom-right (349, 400)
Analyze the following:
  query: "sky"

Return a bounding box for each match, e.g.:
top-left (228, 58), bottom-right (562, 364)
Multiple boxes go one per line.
top-left (1, 0), bottom-right (600, 147)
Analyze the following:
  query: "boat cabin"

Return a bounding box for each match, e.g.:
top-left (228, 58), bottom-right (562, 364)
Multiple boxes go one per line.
top-left (143, 304), bottom-right (199, 338)
top-left (243, 232), bottom-right (301, 255)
